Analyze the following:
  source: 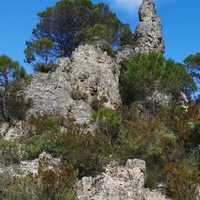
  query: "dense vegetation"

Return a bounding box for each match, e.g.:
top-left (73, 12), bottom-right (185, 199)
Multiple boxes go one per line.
top-left (1, 0), bottom-right (200, 200)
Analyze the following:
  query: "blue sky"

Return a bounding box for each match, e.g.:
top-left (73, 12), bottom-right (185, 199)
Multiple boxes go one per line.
top-left (0, 0), bottom-right (200, 74)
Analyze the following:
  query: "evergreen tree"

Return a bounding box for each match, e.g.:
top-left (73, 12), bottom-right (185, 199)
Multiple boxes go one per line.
top-left (124, 51), bottom-right (196, 108)
top-left (0, 55), bottom-right (26, 122)
top-left (24, 0), bottom-right (133, 66)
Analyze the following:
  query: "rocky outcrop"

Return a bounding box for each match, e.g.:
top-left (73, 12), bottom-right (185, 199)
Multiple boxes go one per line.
top-left (77, 159), bottom-right (146, 200)
top-left (24, 44), bottom-right (121, 125)
top-left (0, 156), bottom-right (170, 200)
top-left (134, 0), bottom-right (165, 54)
top-left (77, 159), bottom-right (169, 200)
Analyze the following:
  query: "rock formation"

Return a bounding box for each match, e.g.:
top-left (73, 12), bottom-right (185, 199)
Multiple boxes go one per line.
top-left (134, 0), bottom-right (165, 54)
top-left (77, 159), bottom-right (169, 200)
top-left (0, 1), bottom-right (173, 199)
top-left (24, 44), bottom-right (121, 125)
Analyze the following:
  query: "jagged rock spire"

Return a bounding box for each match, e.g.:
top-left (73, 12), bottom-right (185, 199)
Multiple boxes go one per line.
top-left (134, 0), bottom-right (165, 54)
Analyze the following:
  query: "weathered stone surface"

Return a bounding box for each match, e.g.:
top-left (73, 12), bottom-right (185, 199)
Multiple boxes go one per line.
top-left (24, 44), bottom-right (121, 124)
top-left (77, 159), bottom-right (146, 200)
top-left (115, 45), bottom-right (135, 64)
top-left (77, 159), bottom-right (169, 200)
top-left (0, 120), bottom-right (30, 141)
top-left (144, 188), bottom-right (170, 200)
top-left (134, 0), bottom-right (165, 54)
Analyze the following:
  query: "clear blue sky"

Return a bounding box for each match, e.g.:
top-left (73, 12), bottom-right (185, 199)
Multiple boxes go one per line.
top-left (0, 0), bottom-right (200, 74)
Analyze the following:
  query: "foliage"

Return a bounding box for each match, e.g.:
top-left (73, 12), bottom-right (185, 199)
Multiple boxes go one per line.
top-left (28, 113), bottom-right (61, 135)
top-left (100, 43), bottom-right (117, 57)
top-left (24, 112), bottom-right (111, 177)
top-left (24, 114), bottom-right (64, 159)
top-left (0, 139), bottom-right (20, 166)
top-left (115, 113), bottom-right (181, 162)
top-left (184, 52), bottom-right (200, 86)
top-left (162, 161), bottom-right (200, 200)
top-left (24, 134), bottom-right (45, 159)
top-left (1, 155), bottom-right (77, 200)
top-left (119, 24), bottom-right (134, 46)
top-left (74, 24), bottom-right (111, 45)
top-left (24, 130), bottom-right (111, 177)
top-left (0, 55), bottom-right (27, 122)
top-left (34, 61), bottom-right (58, 73)
top-left (91, 107), bottom-right (121, 145)
top-left (124, 51), bottom-right (196, 109)
top-left (24, 0), bottom-right (133, 64)
top-left (24, 38), bottom-right (54, 64)
top-left (113, 105), bottom-right (191, 184)
top-left (60, 131), bottom-right (112, 177)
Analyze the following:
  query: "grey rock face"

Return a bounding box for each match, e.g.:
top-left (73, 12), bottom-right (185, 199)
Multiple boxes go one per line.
top-left (77, 159), bottom-right (170, 200)
top-left (77, 159), bottom-right (146, 200)
top-left (24, 44), bottom-right (121, 124)
top-left (115, 45), bottom-right (135, 64)
top-left (134, 0), bottom-right (165, 54)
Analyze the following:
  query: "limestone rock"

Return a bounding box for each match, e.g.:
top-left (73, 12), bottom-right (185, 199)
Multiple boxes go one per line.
top-left (115, 45), bottom-right (135, 64)
top-left (134, 0), bottom-right (165, 54)
top-left (77, 159), bottom-right (169, 200)
top-left (24, 44), bottom-right (121, 124)
top-left (0, 120), bottom-right (30, 141)
top-left (77, 159), bottom-right (146, 200)
top-left (144, 188), bottom-right (170, 200)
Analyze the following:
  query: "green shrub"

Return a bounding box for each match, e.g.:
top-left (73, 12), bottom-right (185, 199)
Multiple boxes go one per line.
top-left (91, 107), bottom-right (121, 145)
top-left (0, 139), bottom-right (19, 166)
top-left (60, 131), bottom-right (112, 177)
top-left (24, 117), bottom-right (111, 177)
top-left (34, 61), bottom-right (58, 73)
top-left (162, 161), bottom-right (200, 200)
top-left (144, 168), bottom-right (158, 189)
top-left (42, 117), bottom-right (60, 133)
top-left (100, 43), bottom-right (117, 57)
top-left (122, 51), bottom-right (196, 110)
top-left (23, 135), bottom-right (43, 159)
top-left (24, 132), bottom-right (62, 159)
top-left (111, 65), bottom-right (119, 76)
top-left (28, 113), bottom-right (60, 135)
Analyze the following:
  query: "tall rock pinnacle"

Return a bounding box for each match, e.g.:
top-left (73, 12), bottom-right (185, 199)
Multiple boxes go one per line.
top-left (134, 0), bottom-right (165, 54)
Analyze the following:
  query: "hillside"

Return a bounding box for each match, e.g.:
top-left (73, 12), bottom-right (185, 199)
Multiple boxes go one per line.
top-left (0, 0), bottom-right (199, 200)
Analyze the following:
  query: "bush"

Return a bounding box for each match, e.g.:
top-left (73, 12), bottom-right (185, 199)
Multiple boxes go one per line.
top-left (23, 135), bottom-right (44, 159)
top-left (28, 113), bottom-right (61, 135)
top-left (24, 132), bottom-right (63, 159)
top-left (24, 113), bottom-right (111, 177)
top-left (24, 114), bottom-right (62, 159)
top-left (24, 74), bottom-right (33, 85)
top-left (60, 131), bottom-right (112, 177)
top-left (113, 110), bottom-right (187, 184)
top-left (162, 161), bottom-right (200, 200)
top-left (0, 139), bottom-right (20, 166)
top-left (91, 107), bottom-right (121, 146)
top-left (100, 43), bottom-right (117, 57)
top-left (34, 61), bottom-right (58, 73)
top-left (1, 155), bottom-right (76, 200)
